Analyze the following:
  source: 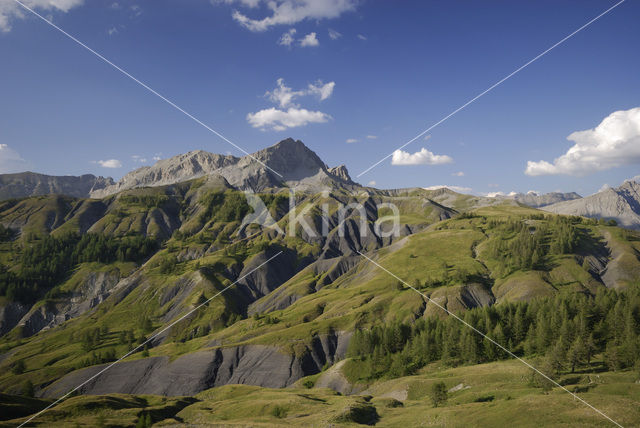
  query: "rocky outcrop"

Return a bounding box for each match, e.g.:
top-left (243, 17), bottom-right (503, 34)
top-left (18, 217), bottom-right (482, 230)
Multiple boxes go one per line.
top-left (328, 165), bottom-right (354, 184)
top-left (16, 269), bottom-right (122, 337)
top-left (543, 180), bottom-right (640, 229)
top-left (424, 283), bottom-right (495, 317)
top-left (0, 300), bottom-right (30, 337)
top-left (41, 332), bottom-right (351, 398)
top-left (0, 172), bottom-right (113, 201)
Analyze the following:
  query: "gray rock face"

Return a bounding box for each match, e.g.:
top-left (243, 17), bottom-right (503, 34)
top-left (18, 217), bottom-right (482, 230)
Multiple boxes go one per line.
top-left (0, 301), bottom-right (30, 336)
top-left (90, 151), bottom-right (239, 198)
top-left (90, 138), bottom-right (359, 197)
top-left (41, 332), bottom-right (351, 398)
top-left (234, 247), bottom-right (302, 305)
top-left (543, 180), bottom-right (640, 229)
top-left (16, 269), bottom-right (123, 338)
top-left (514, 191), bottom-right (582, 208)
top-left (0, 172), bottom-right (114, 201)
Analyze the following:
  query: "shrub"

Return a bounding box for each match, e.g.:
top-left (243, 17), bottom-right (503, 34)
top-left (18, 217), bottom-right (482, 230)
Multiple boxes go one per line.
top-left (430, 382), bottom-right (448, 407)
top-left (270, 405), bottom-right (288, 419)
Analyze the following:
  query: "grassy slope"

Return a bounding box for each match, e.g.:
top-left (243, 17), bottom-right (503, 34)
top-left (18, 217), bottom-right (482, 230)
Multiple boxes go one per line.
top-left (2, 201), bottom-right (640, 388)
top-left (1, 189), bottom-right (640, 425)
top-left (3, 359), bottom-right (638, 427)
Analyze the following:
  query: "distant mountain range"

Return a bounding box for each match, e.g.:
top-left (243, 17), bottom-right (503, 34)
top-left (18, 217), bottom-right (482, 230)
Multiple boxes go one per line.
top-left (512, 191), bottom-right (582, 208)
top-left (0, 138), bottom-right (639, 229)
top-left (542, 180), bottom-right (640, 230)
top-left (0, 172), bottom-right (113, 200)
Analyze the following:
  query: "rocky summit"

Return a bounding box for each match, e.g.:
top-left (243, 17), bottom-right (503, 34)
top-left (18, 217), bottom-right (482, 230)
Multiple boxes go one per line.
top-left (91, 138), bottom-right (358, 197)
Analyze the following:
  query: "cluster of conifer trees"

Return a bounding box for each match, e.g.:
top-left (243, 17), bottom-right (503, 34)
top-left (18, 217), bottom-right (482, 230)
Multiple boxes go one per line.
top-left (347, 289), bottom-right (640, 381)
top-left (484, 216), bottom-right (582, 276)
top-left (0, 233), bottom-right (158, 302)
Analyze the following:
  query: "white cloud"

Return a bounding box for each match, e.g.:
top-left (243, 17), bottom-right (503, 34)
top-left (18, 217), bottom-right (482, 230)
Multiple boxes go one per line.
top-left (278, 28), bottom-right (296, 46)
top-left (367, 180), bottom-right (376, 186)
top-left (391, 147), bottom-right (453, 166)
top-left (0, 0), bottom-right (84, 32)
top-left (266, 78), bottom-right (304, 108)
top-left (452, 171), bottom-right (465, 177)
top-left (0, 144), bottom-right (31, 173)
top-left (366, 135), bottom-right (377, 140)
top-left (357, 34), bottom-right (367, 40)
top-left (228, 0), bottom-right (357, 32)
top-left (525, 107), bottom-right (640, 176)
top-left (484, 191), bottom-right (518, 198)
top-left (131, 155), bottom-right (147, 163)
top-left (247, 107), bottom-right (331, 131)
top-left (328, 28), bottom-right (341, 40)
top-left (93, 159), bottom-right (122, 168)
top-left (265, 78), bottom-right (334, 108)
top-left (107, 26), bottom-right (118, 36)
top-left (252, 79), bottom-right (334, 131)
top-left (152, 155), bottom-right (162, 161)
top-left (345, 138), bottom-right (358, 143)
top-left (424, 185), bottom-right (472, 193)
top-left (307, 80), bottom-right (334, 100)
top-left (299, 31), bottom-right (319, 47)
top-left (130, 4), bottom-right (142, 17)
top-left (109, 2), bottom-right (121, 9)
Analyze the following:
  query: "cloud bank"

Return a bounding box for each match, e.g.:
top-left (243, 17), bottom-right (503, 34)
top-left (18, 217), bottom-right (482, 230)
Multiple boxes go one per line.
top-left (247, 107), bottom-right (330, 131)
top-left (525, 107), bottom-right (640, 176)
top-left (93, 159), bottom-right (122, 168)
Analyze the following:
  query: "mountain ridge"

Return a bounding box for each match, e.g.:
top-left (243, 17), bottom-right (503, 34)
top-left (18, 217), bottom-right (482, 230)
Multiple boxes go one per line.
top-left (0, 172), bottom-right (114, 200)
top-left (543, 180), bottom-right (640, 229)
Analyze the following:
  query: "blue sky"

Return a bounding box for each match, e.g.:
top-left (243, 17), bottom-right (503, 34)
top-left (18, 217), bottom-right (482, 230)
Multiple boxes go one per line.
top-left (0, 0), bottom-right (639, 196)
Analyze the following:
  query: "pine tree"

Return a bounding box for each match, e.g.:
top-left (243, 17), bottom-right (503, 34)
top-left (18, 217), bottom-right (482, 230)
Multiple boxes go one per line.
top-left (430, 382), bottom-right (448, 407)
top-left (567, 337), bottom-right (586, 373)
top-left (547, 340), bottom-right (565, 376)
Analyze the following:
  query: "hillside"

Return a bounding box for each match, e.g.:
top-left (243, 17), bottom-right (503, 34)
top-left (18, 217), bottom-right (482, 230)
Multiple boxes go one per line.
top-left (0, 141), bottom-right (639, 426)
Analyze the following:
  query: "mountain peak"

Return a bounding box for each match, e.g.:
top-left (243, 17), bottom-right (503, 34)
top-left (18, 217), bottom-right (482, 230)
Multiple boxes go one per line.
top-left (86, 139), bottom-right (358, 197)
top-left (252, 138), bottom-right (327, 170)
